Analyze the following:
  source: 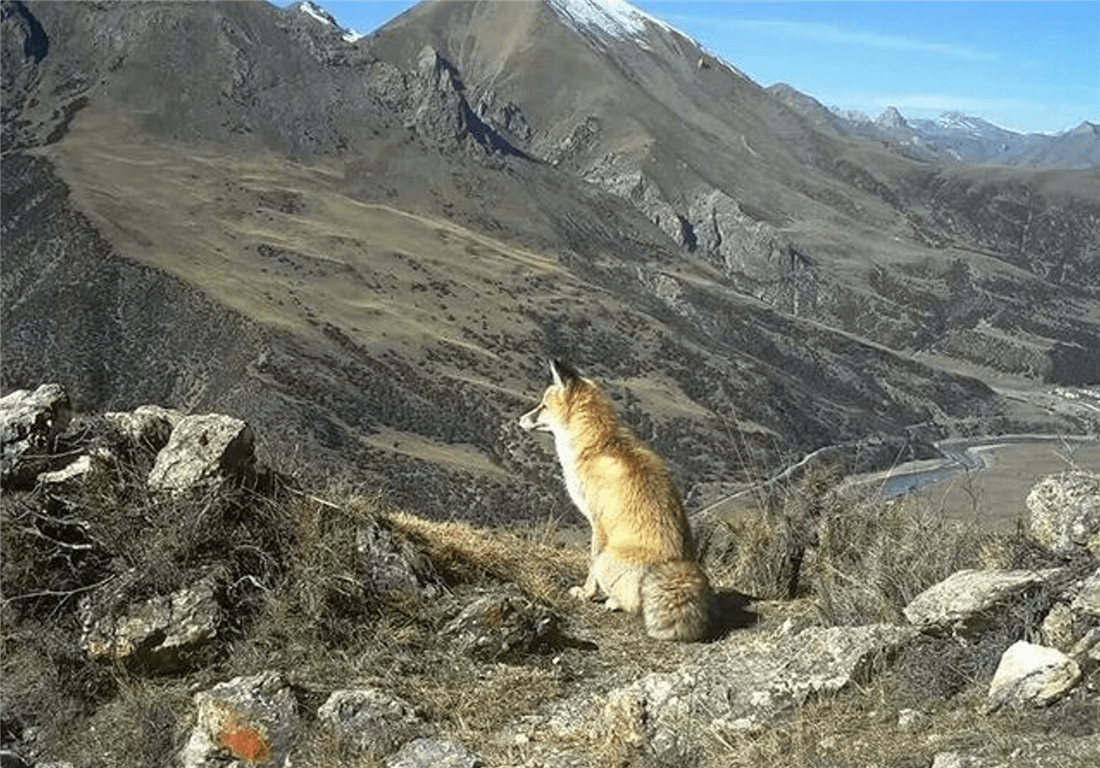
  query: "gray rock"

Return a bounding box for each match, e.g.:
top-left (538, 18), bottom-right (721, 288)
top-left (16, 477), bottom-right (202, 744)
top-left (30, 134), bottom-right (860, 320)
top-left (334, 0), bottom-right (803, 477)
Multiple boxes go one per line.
top-left (103, 404), bottom-right (183, 452)
top-left (147, 413), bottom-right (255, 493)
top-left (317, 688), bottom-right (424, 756)
top-left (384, 737), bottom-right (482, 768)
top-left (1069, 567), bottom-right (1100, 618)
top-left (986, 640), bottom-right (1081, 710)
top-left (552, 623), bottom-right (915, 764)
top-left (1070, 627), bottom-right (1100, 666)
top-left (1041, 602), bottom-right (1079, 653)
top-left (896, 708), bottom-right (928, 732)
top-left (358, 518), bottom-right (441, 598)
top-left (179, 671), bottom-right (298, 768)
top-left (903, 569), bottom-right (1062, 636)
top-left (79, 572), bottom-right (220, 671)
top-left (1027, 471), bottom-right (1100, 557)
top-left (441, 588), bottom-right (560, 662)
top-left (0, 383), bottom-right (72, 488)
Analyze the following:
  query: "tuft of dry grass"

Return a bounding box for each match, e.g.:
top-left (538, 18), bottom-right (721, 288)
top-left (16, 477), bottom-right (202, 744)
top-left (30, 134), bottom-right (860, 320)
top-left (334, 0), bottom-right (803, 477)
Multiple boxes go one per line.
top-left (383, 510), bottom-right (586, 608)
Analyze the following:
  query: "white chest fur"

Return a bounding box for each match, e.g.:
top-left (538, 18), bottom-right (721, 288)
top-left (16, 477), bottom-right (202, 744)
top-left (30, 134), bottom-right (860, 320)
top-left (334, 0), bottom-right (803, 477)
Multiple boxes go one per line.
top-left (551, 429), bottom-right (594, 524)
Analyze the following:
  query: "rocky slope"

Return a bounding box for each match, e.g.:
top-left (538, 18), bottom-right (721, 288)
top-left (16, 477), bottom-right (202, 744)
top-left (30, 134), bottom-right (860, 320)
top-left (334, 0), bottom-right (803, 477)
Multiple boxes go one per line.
top-left (2, 0), bottom-right (1098, 526)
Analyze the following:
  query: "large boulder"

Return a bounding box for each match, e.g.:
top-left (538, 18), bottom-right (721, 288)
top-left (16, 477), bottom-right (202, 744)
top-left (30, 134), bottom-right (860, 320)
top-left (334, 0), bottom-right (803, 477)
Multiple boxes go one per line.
top-left (147, 414), bottom-right (255, 493)
top-left (1027, 471), bottom-right (1100, 558)
top-left (903, 569), bottom-right (1063, 636)
top-left (0, 383), bottom-right (72, 488)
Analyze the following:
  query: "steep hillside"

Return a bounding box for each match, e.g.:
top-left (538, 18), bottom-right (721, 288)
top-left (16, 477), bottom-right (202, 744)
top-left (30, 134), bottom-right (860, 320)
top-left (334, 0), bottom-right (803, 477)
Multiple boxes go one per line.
top-left (369, 0), bottom-right (1100, 385)
top-left (1, 0), bottom-right (1095, 524)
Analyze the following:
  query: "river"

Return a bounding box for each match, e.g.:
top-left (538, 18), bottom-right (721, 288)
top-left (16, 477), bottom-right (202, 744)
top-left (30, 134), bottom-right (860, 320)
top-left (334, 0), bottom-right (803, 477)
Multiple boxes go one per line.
top-left (853, 435), bottom-right (1100, 531)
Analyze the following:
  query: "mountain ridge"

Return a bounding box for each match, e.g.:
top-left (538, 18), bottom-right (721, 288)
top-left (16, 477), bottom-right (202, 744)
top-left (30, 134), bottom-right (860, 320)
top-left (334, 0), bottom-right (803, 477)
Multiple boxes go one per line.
top-left (768, 82), bottom-right (1099, 170)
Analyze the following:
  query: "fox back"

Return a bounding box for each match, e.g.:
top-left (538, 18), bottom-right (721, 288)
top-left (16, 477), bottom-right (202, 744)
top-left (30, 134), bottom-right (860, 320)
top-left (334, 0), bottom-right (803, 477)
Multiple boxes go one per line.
top-left (520, 360), bottom-right (711, 641)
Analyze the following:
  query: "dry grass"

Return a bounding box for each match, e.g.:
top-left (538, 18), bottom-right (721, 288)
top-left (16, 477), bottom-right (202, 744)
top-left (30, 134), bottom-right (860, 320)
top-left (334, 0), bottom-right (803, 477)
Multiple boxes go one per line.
top-left (2, 426), bottom-right (1094, 768)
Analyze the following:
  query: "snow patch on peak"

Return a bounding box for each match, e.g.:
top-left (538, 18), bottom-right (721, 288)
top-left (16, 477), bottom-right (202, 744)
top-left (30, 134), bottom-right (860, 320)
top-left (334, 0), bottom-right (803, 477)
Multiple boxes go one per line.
top-left (298, 1), bottom-right (336, 27)
top-left (547, 0), bottom-right (671, 39)
top-left (294, 1), bottom-right (364, 43)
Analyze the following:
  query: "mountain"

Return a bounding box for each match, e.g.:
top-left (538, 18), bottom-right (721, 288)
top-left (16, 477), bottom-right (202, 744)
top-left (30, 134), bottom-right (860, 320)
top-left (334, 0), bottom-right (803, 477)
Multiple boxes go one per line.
top-left (3, 0), bottom-right (1098, 524)
top-left (769, 83), bottom-right (1100, 170)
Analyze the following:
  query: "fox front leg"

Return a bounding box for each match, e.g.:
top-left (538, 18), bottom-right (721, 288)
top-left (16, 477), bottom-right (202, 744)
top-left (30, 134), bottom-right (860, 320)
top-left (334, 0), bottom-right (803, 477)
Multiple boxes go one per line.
top-left (569, 527), bottom-right (602, 601)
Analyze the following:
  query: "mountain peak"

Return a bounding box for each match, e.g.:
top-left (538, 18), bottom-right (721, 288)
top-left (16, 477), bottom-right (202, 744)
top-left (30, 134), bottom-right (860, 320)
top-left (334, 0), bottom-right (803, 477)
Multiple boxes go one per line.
top-left (546, 0), bottom-right (671, 39)
top-left (876, 106), bottom-right (909, 129)
top-left (290, 0), bottom-right (364, 42)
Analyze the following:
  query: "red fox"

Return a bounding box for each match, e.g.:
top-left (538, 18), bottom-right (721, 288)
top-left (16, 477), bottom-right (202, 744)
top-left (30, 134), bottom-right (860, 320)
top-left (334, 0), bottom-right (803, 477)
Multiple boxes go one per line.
top-left (519, 360), bottom-right (711, 641)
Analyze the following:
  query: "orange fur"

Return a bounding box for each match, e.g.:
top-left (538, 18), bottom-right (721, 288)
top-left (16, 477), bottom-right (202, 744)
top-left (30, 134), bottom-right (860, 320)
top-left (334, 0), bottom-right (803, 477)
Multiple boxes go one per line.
top-left (520, 360), bottom-right (711, 641)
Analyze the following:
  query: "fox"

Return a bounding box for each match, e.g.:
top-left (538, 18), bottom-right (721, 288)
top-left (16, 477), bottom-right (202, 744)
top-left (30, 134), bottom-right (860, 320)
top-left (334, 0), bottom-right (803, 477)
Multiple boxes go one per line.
top-left (519, 359), bottom-right (711, 641)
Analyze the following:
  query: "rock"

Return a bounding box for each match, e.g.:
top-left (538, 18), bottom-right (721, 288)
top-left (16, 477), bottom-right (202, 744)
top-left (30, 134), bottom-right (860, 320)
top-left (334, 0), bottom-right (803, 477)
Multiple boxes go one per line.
top-left (147, 414), bottom-right (255, 493)
top-left (903, 569), bottom-right (1062, 636)
top-left (0, 384), bottom-right (72, 489)
top-left (553, 623), bottom-right (916, 764)
top-left (931, 752), bottom-right (980, 768)
top-left (384, 737), bottom-right (482, 768)
top-left (1041, 568), bottom-right (1100, 654)
top-left (179, 671), bottom-right (298, 768)
top-left (36, 447), bottom-right (114, 486)
top-left (986, 640), bottom-right (1082, 711)
top-left (358, 519), bottom-right (441, 598)
top-left (1027, 471), bottom-right (1100, 557)
top-left (1041, 602), bottom-right (1079, 653)
top-left (79, 572), bottom-right (221, 672)
top-left (441, 588), bottom-right (560, 662)
top-left (896, 708), bottom-right (927, 732)
top-left (103, 404), bottom-right (183, 452)
top-left (1069, 568), bottom-right (1100, 617)
top-left (1070, 627), bottom-right (1100, 667)
top-left (317, 689), bottom-right (424, 756)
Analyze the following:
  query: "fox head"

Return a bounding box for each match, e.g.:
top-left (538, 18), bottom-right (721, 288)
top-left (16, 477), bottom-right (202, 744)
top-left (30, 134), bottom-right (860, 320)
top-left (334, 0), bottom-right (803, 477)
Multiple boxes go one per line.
top-left (519, 359), bottom-right (588, 434)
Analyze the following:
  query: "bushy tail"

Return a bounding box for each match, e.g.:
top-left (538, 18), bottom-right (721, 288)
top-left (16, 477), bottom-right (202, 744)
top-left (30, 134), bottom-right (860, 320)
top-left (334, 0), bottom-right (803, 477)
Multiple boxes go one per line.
top-left (641, 559), bottom-right (711, 641)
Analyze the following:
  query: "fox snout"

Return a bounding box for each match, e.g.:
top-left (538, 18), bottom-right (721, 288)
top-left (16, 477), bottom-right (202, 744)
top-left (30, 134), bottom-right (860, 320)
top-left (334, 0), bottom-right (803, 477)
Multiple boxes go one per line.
top-left (519, 405), bottom-right (543, 432)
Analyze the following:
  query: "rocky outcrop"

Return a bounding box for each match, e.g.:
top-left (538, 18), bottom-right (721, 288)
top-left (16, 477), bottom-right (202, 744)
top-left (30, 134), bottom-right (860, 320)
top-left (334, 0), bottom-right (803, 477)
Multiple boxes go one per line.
top-left (147, 413), bottom-right (256, 494)
top-left (903, 568), bottom-right (1062, 637)
top-left (1027, 471), bottom-right (1100, 557)
top-left (0, 383), bottom-right (71, 488)
top-left (2, 388), bottom-right (1097, 768)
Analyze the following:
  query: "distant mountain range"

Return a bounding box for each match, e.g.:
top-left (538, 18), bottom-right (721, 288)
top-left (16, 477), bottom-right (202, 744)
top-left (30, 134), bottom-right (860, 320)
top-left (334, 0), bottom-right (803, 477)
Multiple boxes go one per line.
top-left (769, 83), bottom-right (1100, 170)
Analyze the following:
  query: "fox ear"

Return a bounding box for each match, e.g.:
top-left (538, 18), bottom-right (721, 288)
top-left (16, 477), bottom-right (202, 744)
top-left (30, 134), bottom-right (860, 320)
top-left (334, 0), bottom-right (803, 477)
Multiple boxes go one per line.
top-left (550, 359), bottom-right (582, 388)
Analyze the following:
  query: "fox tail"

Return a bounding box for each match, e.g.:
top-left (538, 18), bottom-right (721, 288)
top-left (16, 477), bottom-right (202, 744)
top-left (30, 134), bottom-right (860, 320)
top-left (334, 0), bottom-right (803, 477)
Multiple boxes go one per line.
top-left (641, 559), bottom-right (712, 641)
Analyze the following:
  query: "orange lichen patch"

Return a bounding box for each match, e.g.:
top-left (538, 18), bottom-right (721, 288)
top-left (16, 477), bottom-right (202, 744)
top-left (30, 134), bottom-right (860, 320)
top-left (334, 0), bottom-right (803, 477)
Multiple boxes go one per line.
top-left (216, 715), bottom-right (272, 764)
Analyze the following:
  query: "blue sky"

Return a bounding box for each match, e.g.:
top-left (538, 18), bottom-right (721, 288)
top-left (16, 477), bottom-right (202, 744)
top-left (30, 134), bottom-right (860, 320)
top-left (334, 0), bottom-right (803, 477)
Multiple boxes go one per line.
top-left (292, 1), bottom-right (1099, 134)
